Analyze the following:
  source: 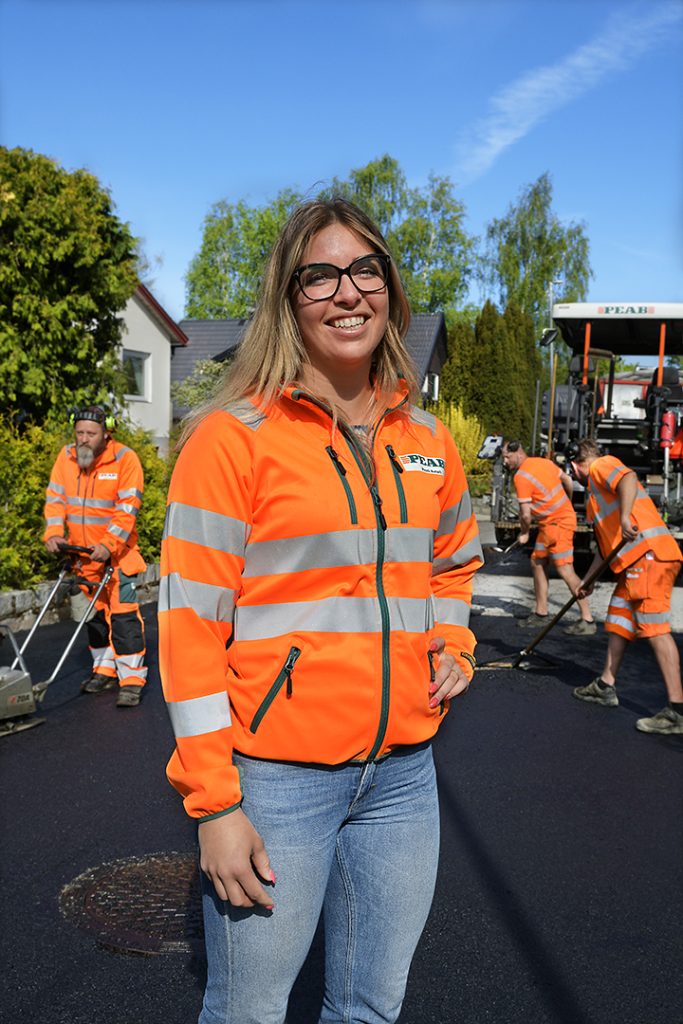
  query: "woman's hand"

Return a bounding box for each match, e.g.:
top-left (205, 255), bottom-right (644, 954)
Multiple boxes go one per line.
top-left (198, 808), bottom-right (276, 910)
top-left (428, 636), bottom-right (471, 707)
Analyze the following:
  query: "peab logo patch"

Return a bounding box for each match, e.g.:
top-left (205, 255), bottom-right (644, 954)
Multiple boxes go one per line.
top-left (98, 473), bottom-right (117, 480)
top-left (399, 453), bottom-right (445, 475)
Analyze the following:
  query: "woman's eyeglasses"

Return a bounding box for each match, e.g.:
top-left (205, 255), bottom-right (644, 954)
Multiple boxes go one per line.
top-left (292, 253), bottom-right (390, 301)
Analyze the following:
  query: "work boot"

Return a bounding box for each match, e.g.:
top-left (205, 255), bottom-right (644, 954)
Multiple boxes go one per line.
top-left (81, 672), bottom-right (117, 694)
top-left (635, 706), bottom-right (683, 735)
top-left (563, 619), bottom-right (597, 636)
top-left (518, 613), bottom-right (550, 629)
top-left (116, 685), bottom-right (143, 707)
top-left (573, 677), bottom-right (619, 706)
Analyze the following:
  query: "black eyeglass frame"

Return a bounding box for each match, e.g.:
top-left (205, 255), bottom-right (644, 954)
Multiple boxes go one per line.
top-left (292, 253), bottom-right (391, 301)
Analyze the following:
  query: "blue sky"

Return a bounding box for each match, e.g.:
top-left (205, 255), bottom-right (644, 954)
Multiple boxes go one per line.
top-left (2, 0), bottom-right (682, 323)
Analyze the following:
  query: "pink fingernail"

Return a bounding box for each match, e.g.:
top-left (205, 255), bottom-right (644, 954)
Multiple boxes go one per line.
top-left (429, 698), bottom-right (438, 708)
top-left (429, 642), bottom-right (438, 652)
top-left (270, 870), bottom-right (277, 884)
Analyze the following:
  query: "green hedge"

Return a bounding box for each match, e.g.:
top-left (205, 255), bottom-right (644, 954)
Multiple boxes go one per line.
top-left (0, 418), bottom-right (169, 590)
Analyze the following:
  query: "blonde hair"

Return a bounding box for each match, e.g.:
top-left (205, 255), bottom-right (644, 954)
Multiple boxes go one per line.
top-left (181, 197), bottom-right (417, 442)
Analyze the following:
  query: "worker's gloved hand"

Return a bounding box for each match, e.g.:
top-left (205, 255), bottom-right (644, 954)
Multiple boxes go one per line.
top-left (89, 543), bottom-right (111, 563)
top-left (45, 537), bottom-right (68, 554)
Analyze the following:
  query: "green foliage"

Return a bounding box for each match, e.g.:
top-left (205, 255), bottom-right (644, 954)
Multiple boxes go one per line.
top-left (440, 301), bottom-right (539, 442)
top-left (0, 147), bottom-right (139, 420)
top-left (185, 155), bottom-right (476, 319)
top-left (185, 190), bottom-right (301, 318)
top-left (427, 399), bottom-right (489, 484)
top-left (171, 357), bottom-right (226, 410)
top-left (0, 417), bottom-right (168, 590)
top-left (482, 172), bottom-right (592, 335)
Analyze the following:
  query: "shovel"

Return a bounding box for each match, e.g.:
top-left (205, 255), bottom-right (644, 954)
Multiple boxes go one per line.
top-left (478, 537), bottom-right (627, 671)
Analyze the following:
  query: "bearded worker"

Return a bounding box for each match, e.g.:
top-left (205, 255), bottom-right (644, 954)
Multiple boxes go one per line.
top-left (43, 406), bottom-right (147, 707)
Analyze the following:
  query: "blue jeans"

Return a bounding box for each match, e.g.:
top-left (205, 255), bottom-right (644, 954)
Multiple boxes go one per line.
top-left (199, 743), bottom-right (440, 1024)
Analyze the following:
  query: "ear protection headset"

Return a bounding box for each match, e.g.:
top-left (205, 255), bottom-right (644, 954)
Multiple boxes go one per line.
top-left (69, 407), bottom-right (117, 430)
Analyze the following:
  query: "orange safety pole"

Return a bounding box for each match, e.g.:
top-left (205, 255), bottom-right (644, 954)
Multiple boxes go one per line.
top-left (583, 322), bottom-right (591, 385)
top-left (657, 323), bottom-right (666, 386)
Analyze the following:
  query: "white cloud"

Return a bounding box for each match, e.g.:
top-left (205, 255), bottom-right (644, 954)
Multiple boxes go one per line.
top-left (454, 2), bottom-right (683, 183)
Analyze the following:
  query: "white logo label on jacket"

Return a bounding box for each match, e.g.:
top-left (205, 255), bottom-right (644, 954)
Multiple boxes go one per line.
top-left (98, 473), bottom-right (117, 480)
top-left (399, 454), bottom-right (445, 475)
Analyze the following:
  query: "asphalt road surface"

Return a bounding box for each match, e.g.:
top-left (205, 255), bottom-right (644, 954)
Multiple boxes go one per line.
top-left (2, 565), bottom-right (682, 1024)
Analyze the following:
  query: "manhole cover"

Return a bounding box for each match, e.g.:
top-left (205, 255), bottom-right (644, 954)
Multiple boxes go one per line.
top-left (59, 852), bottom-right (204, 956)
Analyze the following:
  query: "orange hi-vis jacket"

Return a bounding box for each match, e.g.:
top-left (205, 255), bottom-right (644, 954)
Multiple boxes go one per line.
top-left (586, 455), bottom-right (681, 573)
top-left (159, 385), bottom-right (483, 821)
top-left (513, 457), bottom-right (576, 528)
top-left (43, 438), bottom-right (146, 578)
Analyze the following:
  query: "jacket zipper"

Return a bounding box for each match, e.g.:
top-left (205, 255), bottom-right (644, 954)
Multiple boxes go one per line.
top-left (385, 444), bottom-right (408, 523)
top-left (291, 389), bottom-right (410, 762)
top-left (325, 446), bottom-right (358, 524)
top-left (249, 646), bottom-right (301, 733)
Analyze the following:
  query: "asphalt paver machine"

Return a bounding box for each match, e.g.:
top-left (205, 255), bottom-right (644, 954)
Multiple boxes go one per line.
top-left (0, 545), bottom-right (113, 737)
top-left (483, 302), bottom-right (683, 554)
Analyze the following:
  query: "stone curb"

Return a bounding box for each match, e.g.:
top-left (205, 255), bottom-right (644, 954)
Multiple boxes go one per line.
top-left (0, 564), bottom-right (161, 633)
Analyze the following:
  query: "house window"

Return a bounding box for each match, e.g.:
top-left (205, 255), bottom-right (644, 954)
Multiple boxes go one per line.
top-left (123, 350), bottom-right (149, 400)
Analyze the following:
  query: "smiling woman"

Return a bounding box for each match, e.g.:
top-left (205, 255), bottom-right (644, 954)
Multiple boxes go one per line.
top-left (159, 196), bottom-right (484, 1024)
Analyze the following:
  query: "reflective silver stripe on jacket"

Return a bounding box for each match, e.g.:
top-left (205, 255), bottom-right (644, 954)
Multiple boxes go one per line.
top-left (118, 488), bottom-right (143, 500)
top-left (409, 407), bottom-right (437, 435)
top-left (108, 524), bottom-right (130, 540)
top-left (223, 400), bottom-right (267, 431)
top-left (243, 527), bottom-right (432, 578)
top-left (159, 572), bottom-right (236, 622)
top-left (436, 492), bottom-right (472, 538)
top-left (67, 514), bottom-right (112, 526)
top-left (66, 497), bottom-right (116, 509)
top-left (167, 691), bottom-right (232, 738)
top-left (164, 502), bottom-right (248, 557)
top-left (45, 496), bottom-right (66, 506)
top-left (433, 535), bottom-right (483, 575)
top-left (48, 481), bottom-right (66, 494)
top-left (618, 525), bottom-right (672, 560)
top-left (233, 594), bottom-right (431, 641)
top-left (433, 597), bottom-right (471, 628)
top-left (46, 516), bottom-right (65, 527)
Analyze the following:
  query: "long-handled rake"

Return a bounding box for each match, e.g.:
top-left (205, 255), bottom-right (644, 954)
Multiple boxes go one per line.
top-left (478, 537), bottom-right (627, 671)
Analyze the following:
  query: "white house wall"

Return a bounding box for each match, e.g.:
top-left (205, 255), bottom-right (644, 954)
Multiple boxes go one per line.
top-left (120, 293), bottom-right (172, 451)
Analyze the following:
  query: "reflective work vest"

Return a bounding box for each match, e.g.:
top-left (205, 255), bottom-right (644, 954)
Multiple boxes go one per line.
top-left (586, 455), bottom-right (681, 572)
top-left (44, 439), bottom-right (146, 577)
top-left (513, 457), bottom-right (576, 528)
top-left (159, 384), bottom-right (484, 821)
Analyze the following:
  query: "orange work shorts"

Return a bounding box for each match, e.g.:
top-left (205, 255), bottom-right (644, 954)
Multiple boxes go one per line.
top-left (531, 522), bottom-right (575, 566)
top-left (605, 555), bottom-right (681, 640)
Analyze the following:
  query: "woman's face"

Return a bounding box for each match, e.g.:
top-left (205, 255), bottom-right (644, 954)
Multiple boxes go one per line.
top-left (292, 223), bottom-right (389, 381)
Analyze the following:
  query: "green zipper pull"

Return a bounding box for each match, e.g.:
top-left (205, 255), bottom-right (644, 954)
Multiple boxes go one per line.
top-left (372, 490), bottom-right (387, 531)
top-left (326, 446), bottom-right (346, 475)
top-left (386, 444), bottom-right (404, 473)
top-left (285, 647), bottom-right (301, 697)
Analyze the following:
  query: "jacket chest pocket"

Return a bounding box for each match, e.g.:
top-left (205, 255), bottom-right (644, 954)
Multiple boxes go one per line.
top-left (326, 447), bottom-right (358, 525)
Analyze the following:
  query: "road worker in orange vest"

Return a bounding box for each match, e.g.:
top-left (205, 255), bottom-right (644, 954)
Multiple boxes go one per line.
top-left (43, 406), bottom-right (147, 707)
top-left (571, 438), bottom-right (683, 735)
top-left (501, 440), bottom-right (595, 634)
